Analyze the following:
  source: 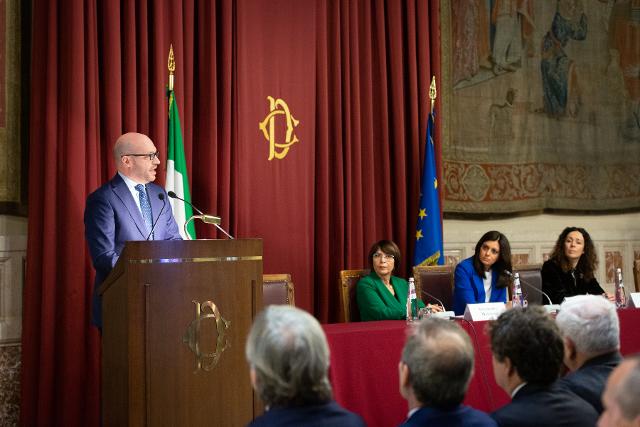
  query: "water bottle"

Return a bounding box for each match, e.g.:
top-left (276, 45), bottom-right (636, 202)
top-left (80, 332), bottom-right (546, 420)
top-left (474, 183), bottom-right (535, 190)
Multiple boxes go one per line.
top-left (512, 272), bottom-right (524, 308)
top-left (407, 277), bottom-right (417, 322)
top-left (615, 268), bottom-right (626, 308)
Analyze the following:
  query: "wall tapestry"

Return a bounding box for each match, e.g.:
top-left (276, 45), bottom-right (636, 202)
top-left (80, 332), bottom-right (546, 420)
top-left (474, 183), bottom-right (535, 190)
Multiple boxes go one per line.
top-left (441, 0), bottom-right (640, 213)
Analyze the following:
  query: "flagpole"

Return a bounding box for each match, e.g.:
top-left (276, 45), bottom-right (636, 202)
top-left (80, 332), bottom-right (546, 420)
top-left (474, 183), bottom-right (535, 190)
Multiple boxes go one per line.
top-left (413, 74), bottom-right (443, 266)
top-left (166, 45), bottom-right (175, 167)
top-left (165, 44), bottom-right (197, 239)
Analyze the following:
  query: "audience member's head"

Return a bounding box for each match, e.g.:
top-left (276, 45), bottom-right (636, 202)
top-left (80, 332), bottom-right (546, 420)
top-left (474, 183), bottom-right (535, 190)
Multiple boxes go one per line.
top-left (489, 306), bottom-right (564, 395)
top-left (399, 317), bottom-right (474, 409)
top-left (556, 295), bottom-right (620, 371)
top-left (245, 305), bottom-right (332, 407)
top-left (599, 356), bottom-right (640, 427)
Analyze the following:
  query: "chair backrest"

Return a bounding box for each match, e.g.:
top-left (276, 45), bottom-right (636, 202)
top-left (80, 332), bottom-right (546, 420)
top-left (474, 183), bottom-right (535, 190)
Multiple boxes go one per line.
top-left (512, 264), bottom-right (543, 305)
top-left (412, 265), bottom-right (455, 311)
top-left (263, 274), bottom-right (295, 306)
top-left (634, 259), bottom-right (640, 293)
top-left (339, 269), bottom-right (369, 322)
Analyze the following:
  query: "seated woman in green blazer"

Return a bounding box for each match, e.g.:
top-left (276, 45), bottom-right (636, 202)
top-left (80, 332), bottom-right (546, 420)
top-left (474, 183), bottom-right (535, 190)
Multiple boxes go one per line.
top-left (357, 240), bottom-right (428, 321)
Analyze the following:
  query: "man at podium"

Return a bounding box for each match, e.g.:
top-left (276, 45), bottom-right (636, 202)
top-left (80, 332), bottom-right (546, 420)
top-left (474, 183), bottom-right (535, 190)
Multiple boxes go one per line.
top-left (84, 132), bottom-right (182, 329)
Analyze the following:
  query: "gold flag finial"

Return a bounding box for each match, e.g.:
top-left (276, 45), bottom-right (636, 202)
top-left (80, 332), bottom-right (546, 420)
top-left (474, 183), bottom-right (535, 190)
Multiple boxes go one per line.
top-left (168, 45), bottom-right (175, 90)
top-left (429, 76), bottom-right (437, 114)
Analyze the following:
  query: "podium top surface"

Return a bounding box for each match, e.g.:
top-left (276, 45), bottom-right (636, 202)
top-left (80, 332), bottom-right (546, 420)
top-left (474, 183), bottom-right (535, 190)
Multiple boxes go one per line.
top-left (98, 238), bottom-right (263, 295)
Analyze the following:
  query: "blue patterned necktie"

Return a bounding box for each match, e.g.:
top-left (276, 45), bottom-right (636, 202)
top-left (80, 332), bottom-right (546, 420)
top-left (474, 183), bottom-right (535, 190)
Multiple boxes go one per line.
top-left (135, 184), bottom-right (154, 239)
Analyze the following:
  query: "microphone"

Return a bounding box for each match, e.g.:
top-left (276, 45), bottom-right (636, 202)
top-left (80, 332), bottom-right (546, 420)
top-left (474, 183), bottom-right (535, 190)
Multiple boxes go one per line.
top-left (146, 193), bottom-right (166, 241)
top-left (420, 288), bottom-right (446, 312)
top-left (167, 191), bottom-right (221, 224)
top-left (167, 191), bottom-right (234, 239)
top-left (419, 288), bottom-right (456, 319)
top-left (504, 270), bottom-right (554, 307)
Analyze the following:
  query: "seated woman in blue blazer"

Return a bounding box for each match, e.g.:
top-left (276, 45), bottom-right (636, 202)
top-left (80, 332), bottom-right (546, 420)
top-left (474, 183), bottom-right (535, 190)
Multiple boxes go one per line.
top-left (453, 231), bottom-right (513, 315)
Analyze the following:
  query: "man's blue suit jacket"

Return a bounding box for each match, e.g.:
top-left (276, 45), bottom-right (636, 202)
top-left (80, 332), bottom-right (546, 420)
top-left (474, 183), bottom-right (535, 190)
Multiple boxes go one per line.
top-left (248, 401), bottom-right (366, 427)
top-left (490, 383), bottom-right (599, 427)
top-left (399, 404), bottom-right (497, 427)
top-left (453, 257), bottom-right (507, 315)
top-left (84, 173), bottom-right (181, 328)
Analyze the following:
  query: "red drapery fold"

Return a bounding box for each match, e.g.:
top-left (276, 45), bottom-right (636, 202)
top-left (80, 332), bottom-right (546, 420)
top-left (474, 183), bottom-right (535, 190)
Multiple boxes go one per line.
top-left (313, 0), bottom-right (440, 320)
top-left (22, 1), bottom-right (439, 424)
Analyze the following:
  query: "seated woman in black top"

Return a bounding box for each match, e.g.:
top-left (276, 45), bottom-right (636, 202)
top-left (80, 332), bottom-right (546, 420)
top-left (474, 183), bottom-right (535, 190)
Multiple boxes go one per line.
top-left (542, 227), bottom-right (612, 304)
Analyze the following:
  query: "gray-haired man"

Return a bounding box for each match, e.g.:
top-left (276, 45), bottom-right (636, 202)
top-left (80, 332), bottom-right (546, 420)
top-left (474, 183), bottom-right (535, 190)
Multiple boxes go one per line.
top-left (245, 305), bottom-right (365, 427)
top-left (556, 295), bottom-right (622, 413)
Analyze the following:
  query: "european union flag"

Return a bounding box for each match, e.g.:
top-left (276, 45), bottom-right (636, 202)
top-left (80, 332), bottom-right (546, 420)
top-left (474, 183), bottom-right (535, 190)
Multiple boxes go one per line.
top-left (413, 109), bottom-right (444, 266)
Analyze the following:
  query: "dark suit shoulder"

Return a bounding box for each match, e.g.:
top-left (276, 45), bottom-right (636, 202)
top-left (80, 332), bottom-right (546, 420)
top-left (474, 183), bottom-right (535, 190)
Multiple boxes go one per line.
top-left (491, 384), bottom-right (598, 427)
top-left (248, 401), bottom-right (365, 427)
top-left (401, 405), bottom-right (497, 427)
top-left (558, 352), bottom-right (622, 413)
top-left (86, 174), bottom-right (125, 201)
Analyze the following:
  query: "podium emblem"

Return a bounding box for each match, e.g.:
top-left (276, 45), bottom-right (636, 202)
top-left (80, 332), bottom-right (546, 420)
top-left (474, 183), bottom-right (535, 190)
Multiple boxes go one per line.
top-left (183, 300), bottom-right (231, 371)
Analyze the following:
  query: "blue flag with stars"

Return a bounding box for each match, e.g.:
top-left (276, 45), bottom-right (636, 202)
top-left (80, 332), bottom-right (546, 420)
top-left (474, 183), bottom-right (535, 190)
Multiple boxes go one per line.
top-left (413, 109), bottom-right (444, 266)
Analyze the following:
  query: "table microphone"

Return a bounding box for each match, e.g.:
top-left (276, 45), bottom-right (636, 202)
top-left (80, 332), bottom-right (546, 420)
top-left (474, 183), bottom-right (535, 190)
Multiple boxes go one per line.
top-left (419, 288), bottom-right (446, 312)
top-left (419, 288), bottom-right (456, 319)
top-left (504, 270), bottom-right (556, 308)
top-left (145, 193), bottom-right (166, 241)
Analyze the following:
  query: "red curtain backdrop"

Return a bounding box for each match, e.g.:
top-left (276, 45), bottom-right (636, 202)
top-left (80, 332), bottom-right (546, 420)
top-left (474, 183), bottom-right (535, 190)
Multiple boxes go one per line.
top-left (22, 0), bottom-right (439, 425)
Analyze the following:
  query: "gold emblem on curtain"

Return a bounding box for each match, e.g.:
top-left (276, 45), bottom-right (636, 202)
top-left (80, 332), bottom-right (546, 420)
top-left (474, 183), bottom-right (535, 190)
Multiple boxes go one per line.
top-left (182, 300), bottom-right (231, 372)
top-left (259, 96), bottom-right (299, 160)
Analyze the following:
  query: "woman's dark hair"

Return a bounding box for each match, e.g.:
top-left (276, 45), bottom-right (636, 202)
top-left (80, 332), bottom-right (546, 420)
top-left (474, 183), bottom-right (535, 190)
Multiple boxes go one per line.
top-left (472, 231), bottom-right (512, 289)
top-left (367, 240), bottom-right (401, 274)
top-left (549, 227), bottom-right (597, 280)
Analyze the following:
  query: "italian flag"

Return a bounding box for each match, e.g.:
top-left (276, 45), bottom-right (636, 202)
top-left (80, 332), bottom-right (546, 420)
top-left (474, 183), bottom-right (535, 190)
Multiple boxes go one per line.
top-left (166, 89), bottom-right (196, 239)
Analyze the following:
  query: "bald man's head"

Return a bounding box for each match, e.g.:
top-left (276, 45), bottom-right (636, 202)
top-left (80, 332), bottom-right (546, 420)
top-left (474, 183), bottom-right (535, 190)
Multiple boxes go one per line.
top-left (400, 318), bottom-right (474, 408)
top-left (113, 132), bottom-right (160, 184)
top-left (599, 357), bottom-right (640, 427)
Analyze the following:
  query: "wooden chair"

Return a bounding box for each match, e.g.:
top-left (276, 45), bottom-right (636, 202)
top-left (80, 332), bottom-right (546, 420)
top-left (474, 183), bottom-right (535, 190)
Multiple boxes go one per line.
top-left (263, 274), bottom-right (295, 306)
top-left (339, 269), bottom-right (369, 322)
top-left (634, 259), bottom-right (640, 293)
top-left (511, 264), bottom-right (544, 305)
top-left (412, 265), bottom-right (455, 311)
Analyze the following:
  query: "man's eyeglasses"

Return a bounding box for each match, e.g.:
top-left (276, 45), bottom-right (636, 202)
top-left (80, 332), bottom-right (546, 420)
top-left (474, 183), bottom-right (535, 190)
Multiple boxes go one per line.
top-left (373, 253), bottom-right (395, 261)
top-left (121, 151), bottom-right (159, 161)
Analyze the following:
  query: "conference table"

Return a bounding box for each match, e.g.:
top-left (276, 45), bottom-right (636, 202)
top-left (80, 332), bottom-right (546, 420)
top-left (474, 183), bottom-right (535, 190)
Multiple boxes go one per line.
top-left (322, 308), bottom-right (640, 427)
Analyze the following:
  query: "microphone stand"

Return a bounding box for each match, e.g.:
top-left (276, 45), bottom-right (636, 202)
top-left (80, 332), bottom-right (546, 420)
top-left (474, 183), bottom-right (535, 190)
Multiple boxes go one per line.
top-left (145, 193), bottom-right (167, 241)
top-left (505, 270), bottom-right (560, 313)
top-left (168, 191), bottom-right (234, 239)
top-left (184, 215), bottom-right (234, 240)
top-left (420, 288), bottom-right (446, 312)
top-left (419, 288), bottom-right (456, 319)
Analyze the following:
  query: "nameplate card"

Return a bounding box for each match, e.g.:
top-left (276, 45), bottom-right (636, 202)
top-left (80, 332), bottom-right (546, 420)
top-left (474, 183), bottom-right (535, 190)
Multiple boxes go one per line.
top-left (464, 302), bottom-right (506, 321)
top-left (628, 293), bottom-right (640, 309)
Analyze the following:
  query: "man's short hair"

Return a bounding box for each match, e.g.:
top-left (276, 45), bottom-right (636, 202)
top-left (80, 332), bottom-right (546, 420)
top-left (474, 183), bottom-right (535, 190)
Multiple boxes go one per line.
top-left (615, 356), bottom-right (640, 421)
top-left (556, 295), bottom-right (620, 355)
top-left (401, 317), bottom-right (474, 407)
top-left (245, 305), bottom-right (332, 407)
top-left (488, 306), bottom-right (564, 385)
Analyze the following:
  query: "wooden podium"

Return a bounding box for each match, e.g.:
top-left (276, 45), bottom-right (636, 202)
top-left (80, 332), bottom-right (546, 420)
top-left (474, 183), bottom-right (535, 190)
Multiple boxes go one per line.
top-left (99, 239), bottom-right (263, 426)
